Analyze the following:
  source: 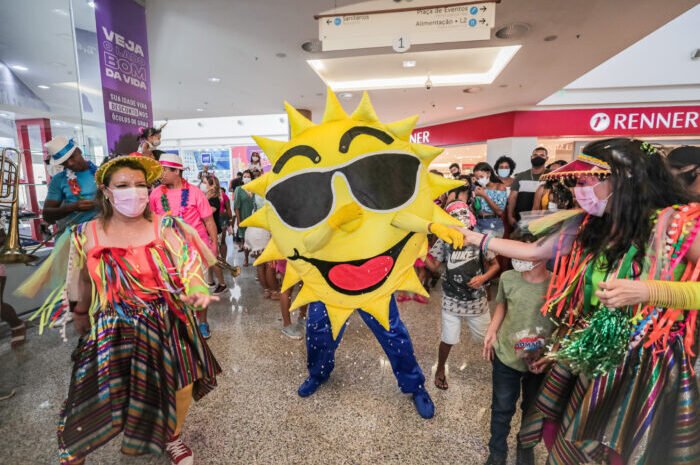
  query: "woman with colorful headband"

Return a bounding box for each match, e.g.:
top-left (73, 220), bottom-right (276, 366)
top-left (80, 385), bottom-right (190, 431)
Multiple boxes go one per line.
top-left (461, 138), bottom-right (699, 465)
top-left (19, 155), bottom-right (221, 465)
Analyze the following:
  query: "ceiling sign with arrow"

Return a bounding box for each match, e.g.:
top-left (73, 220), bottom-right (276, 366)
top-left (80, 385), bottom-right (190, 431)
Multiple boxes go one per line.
top-left (318, 2), bottom-right (497, 52)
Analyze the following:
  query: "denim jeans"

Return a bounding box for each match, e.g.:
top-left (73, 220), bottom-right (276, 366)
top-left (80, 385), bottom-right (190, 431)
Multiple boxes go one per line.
top-left (305, 296), bottom-right (426, 394)
top-left (476, 217), bottom-right (504, 237)
top-left (488, 355), bottom-right (544, 457)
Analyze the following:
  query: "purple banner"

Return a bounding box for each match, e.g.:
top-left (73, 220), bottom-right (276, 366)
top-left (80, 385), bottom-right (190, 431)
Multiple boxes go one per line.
top-left (94, 0), bottom-right (152, 156)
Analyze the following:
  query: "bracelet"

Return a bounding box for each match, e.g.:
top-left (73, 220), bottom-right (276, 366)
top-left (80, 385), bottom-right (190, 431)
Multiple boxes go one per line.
top-left (479, 233), bottom-right (489, 252)
top-left (482, 233), bottom-right (494, 255)
top-left (646, 280), bottom-right (699, 309)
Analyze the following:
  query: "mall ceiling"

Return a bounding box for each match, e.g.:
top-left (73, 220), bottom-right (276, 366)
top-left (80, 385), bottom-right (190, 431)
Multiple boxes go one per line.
top-left (146, 0), bottom-right (699, 125)
top-left (0, 0), bottom-right (698, 128)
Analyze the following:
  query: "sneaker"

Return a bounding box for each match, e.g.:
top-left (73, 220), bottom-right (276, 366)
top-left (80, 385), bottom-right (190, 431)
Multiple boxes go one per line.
top-left (165, 435), bottom-right (193, 465)
top-left (516, 445), bottom-right (535, 465)
top-left (199, 322), bottom-right (211, 339)
top-left (297, 377), bottom-right (324, 397)
top-left (412, 388), bottom-right (435, 419)
top-left (213, 284), bottom-right (229, 295)
top-left (281, 324), bottom-right (302, 340)
top-left (484, 453), bottom-right (507, 465)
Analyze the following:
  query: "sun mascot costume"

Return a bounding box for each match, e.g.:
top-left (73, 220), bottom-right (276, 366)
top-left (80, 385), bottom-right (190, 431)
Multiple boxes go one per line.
top-left (241, 90), bottom-right (464, 418)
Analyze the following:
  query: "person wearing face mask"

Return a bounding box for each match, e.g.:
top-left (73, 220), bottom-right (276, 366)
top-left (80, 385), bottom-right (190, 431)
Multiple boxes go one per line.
top-left (494, 156), bottom-right (517, 195)
top-left (472, 162), bottom-right (508, 237)
top-left (137, 124), bottom-right (165, 159)
top-left (667, 145), bottom-right (700, 196)
top-left (249, 152), bottom-right (263, 177)
top-left (19, 155), bottom-right (221, 465)
top-left (449, 162), bottom-right (461, 179)
top-left (506, 147), bottom-right (549, 227)
top-left (233, 170), bottom-right (255, 266)
top-left (461, 138), bottom-right (700, 465)
top-left (149, 154), bottom-right (229, 339)
top-left (482, 231), bottom-right (555, 465)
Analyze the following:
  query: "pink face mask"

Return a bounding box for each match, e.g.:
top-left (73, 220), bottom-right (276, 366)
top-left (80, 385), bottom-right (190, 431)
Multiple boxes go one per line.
top-left (574, 183), bottom-right (611, 217)
top-left (108, 187), bottom-right (149, 217)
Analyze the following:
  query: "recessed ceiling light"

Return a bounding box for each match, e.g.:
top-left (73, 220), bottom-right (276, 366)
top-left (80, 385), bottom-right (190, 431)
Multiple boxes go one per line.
top-left (196, 108), bottom-right (205, 112)
top-left (340, 92), bottom-right (353, 100)
top-left (456, 106), bottom-right (464, 110)
top-left (275, 52), bottom-right (287, 58)
top-left (301, 39), bottom-right (322, 53)
top-left (544, 35), bottom-right (558, 42)
top-left (55, 122), bottom-right (63, 126)
top-left (463, 87), bottom-right (482, 94)
top-left (0, 113), bottom-right (10, 118)
top-left (74, 125), bottom-right (80, 129)
top-left (87, 1), bottom-right (96, 8)
top-left (402, 60), bottom-right (416, 68)
top-left (495, 22), bottom-right (530, 40)
top-left (11, 65), bottom-right (28, 72)
top-left (37, 84), bottom-right (50, 89)
top-left (207, 77), bottom-right (221, 83)
top-left (52, 8), bottom-right (69, 16)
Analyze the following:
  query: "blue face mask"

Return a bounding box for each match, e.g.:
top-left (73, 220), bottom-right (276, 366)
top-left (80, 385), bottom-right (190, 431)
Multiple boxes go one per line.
top-left (497, 168), bottom-right (510, 178)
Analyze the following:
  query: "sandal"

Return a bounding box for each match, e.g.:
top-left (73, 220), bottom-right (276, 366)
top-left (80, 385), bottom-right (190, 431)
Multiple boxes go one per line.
top-left (270, 291), bottom-right (281, 301)
top-left (396, 294), bottom-right (412, 303)
top-left (263, 289), bottom-right (271, 299)
top-left (10, 323), bottom-right (26, 349)
top-left (434, 372), bottom-right (449, 390)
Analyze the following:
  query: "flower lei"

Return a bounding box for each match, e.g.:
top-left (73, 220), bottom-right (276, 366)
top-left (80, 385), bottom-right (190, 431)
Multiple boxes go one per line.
top-left (160, 179), bottom-right (190, 217)
top-left (66, 161), bottom-right (98, 197)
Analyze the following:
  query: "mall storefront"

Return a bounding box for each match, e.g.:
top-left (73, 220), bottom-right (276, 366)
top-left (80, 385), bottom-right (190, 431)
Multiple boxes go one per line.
top-left (418, 105), bottom-right (700, 174)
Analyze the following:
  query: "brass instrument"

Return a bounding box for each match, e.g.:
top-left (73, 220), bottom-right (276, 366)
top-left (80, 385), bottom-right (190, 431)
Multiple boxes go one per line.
top-left (0, 148), bottom-right (38, 264)
top-left (217, 258), bottom-right (241, 278)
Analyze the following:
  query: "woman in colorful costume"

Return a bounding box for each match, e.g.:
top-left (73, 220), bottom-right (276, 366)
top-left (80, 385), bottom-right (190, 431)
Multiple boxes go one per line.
top-left (19, 156), bottom-right (221, 465)
top-left (461, 138), bottom-right (699, 465)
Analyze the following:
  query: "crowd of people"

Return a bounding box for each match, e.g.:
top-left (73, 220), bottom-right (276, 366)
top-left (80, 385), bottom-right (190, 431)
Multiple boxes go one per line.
top-left (2, 128), bottom-right (699, 465)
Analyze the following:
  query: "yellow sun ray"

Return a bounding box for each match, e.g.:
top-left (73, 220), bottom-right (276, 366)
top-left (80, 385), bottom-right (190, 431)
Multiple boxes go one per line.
top-left (285, 102), bottom-right (316, 138)
top-left (243, 172), bottom-right (270, 197)
top-left (252, 136), bottom-right (286, 164)
top-left (253, 240), bottom-right (285, 266)
top-left (386, 115), bottom-right (419, 141)
top-left (239, 205), bottom-right (270, 230)
top-left (351, 91), bottom-right (379, 123)
top-left (327, 305), bottom-right (356, 339)
top-left (290, 284), bottom-right (318, 310)
top-left (322, 89), bottom-right (349, 123)
top-left (280, 265), bottom-right (301, 292)
top-left (412, 143), bottom-right (443, 164)
top-left (432, 204), bottom-right (464, 227)
top-left (360, 294), bottom-right (391, 331)
top-left (399, 269), bottom-right (430, 298)
top-left (428, 174), bottom-right (463, 199)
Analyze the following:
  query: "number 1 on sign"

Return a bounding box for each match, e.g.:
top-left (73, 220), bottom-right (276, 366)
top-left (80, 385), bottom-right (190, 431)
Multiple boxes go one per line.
top-left (392, 35), bottom-right (411, 53)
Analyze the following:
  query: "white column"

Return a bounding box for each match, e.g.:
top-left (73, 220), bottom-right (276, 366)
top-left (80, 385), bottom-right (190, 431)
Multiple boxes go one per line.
top-left (486, 137), bottom-right (538, 174)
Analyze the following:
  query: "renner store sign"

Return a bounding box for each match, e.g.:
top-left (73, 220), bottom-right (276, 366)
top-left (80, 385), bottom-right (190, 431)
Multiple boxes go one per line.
top-left (412, 105), bottom-right (700, 147)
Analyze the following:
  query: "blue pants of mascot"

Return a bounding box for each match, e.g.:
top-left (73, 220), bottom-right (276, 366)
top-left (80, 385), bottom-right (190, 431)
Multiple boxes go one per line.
top-left (298, 296), bottom-right (435, 419)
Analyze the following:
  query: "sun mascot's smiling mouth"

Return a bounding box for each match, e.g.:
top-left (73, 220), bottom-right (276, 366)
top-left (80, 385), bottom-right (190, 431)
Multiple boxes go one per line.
top-left (289, 233), bottom-right (414, 295)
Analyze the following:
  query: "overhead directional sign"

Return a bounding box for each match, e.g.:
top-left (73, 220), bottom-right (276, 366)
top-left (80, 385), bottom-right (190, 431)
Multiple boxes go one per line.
top-left (319, 2), bottom-right (496, 52)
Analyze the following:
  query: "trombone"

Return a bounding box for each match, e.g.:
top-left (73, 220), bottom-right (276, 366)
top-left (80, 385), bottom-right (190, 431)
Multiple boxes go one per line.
top-left (0, 147), bottom-right (38, 264)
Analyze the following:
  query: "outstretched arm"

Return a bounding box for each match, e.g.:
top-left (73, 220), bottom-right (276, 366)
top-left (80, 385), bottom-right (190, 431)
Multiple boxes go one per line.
top-left (392, 210), bottom-right (464, 248)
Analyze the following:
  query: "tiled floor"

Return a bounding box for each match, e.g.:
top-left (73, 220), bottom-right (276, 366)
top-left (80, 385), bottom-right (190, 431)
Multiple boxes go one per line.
top-left (0, 250), bottom-right (548, 465)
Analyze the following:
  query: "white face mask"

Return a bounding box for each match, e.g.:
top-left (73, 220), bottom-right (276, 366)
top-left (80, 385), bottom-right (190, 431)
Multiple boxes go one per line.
top-left (242, 177), bottom-right (251, 184)
top-left (512, 258), bottom-right (536, 273)
top-left (148, 140), bottom-right (161, 149)
top-left (477, 177), bottom-right (489, 187)
top-left (108, 187), bottom-right (149, 218)
top-left (547, 201), bottom-right (559, 212)
top-left (497, 168), bottom-right (510, 178)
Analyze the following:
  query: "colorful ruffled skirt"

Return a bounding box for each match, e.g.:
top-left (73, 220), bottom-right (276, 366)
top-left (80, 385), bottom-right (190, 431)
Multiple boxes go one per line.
top-left (57, 299), bottom-right (221, 464)
top-left (519, 333), bottom-right (700, 465)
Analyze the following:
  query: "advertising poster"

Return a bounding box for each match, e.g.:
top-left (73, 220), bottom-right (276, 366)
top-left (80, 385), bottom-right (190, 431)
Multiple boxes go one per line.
top-left (94, 0), bottom-right (153, 156)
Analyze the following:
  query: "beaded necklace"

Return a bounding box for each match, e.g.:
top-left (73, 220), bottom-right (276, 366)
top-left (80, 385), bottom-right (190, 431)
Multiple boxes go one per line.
top-left (160, 179), bottom-right (190, 217)
top-left (66, 161), bottom-right (97, 197)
